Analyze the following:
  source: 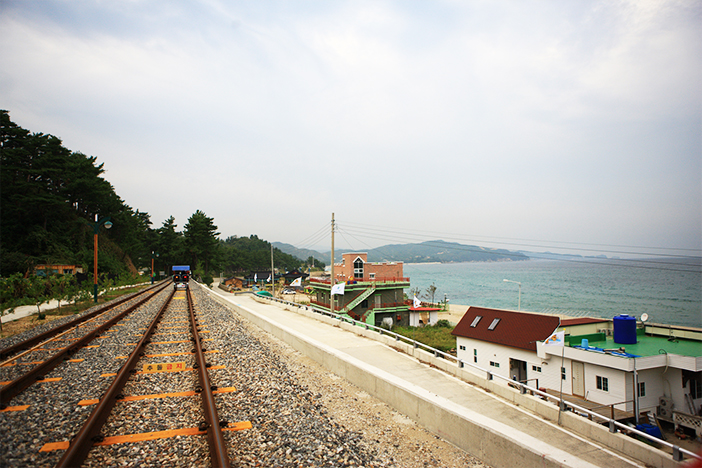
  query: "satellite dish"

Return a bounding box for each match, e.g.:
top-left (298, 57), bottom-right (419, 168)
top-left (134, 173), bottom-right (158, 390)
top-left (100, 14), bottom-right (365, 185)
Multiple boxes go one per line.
top-left (641, 313), bottom-right (649, 322)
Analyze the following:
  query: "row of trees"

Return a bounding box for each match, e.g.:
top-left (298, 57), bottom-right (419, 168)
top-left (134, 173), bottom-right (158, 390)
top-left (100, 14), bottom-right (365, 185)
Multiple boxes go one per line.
top-left (1, 110), bottom-right (152, 278)
top-left (1, 110), bottom-right (316, 309)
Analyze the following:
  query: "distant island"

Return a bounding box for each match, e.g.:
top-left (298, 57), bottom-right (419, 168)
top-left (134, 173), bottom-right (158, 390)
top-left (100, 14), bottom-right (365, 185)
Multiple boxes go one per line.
top-left (273, 240), bottom-right (529, 264)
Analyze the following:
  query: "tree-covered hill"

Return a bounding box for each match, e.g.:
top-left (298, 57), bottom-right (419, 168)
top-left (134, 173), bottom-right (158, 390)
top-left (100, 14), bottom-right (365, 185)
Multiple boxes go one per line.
top-left (221, 236), bottom-right (307, 273)
top-left (0, 110), bottom-right (152, 277)
top-left (275, 240), bottom-right (528, 264)
top-left (365, 240), bottom-right (529, 263)
top-left (271, 242), bottom-right (326, 269)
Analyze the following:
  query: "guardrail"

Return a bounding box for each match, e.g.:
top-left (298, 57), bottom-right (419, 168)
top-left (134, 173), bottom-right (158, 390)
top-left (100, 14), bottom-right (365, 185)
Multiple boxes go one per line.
top-left (255, 293), bottom-right (700, 463)
top-left (309, 277), bottom-right (410, 285)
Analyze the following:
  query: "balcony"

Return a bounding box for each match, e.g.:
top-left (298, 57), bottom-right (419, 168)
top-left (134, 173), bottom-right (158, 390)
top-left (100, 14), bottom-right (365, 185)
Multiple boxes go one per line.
top-left (309, 299), bottom-right (407, 313)
top-left (309, 277), bottom-right (410, 288)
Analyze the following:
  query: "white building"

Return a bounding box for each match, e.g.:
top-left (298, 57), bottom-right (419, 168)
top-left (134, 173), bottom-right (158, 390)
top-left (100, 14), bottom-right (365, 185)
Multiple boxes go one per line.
top-left (452, 307), bottom-right (702, 437)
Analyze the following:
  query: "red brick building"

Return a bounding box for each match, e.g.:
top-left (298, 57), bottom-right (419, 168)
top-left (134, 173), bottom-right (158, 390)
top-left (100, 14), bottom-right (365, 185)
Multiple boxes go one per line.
top-left (310, 253), bottom-right (410, 327)
top-left (333, 253), bottom-right (404, 282)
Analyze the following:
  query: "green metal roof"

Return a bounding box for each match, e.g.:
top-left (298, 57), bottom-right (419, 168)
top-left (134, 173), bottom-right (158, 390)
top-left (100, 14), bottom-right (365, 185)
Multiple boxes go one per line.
top-left (570, 334), bottom-right (701, 358)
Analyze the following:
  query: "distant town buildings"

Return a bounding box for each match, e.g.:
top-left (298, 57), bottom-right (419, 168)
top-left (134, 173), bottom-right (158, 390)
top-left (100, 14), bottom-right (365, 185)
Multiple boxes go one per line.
top-left (34, 264), bottom-right (82, 275)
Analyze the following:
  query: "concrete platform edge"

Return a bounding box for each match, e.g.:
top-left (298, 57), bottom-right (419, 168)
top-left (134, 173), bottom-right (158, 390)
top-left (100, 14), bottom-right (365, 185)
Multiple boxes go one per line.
top-left (206, 288), bottom-right (683, 468)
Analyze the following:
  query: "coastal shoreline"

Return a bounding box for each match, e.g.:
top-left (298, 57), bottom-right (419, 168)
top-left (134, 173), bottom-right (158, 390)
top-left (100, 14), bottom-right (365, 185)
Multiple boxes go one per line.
top-left (440, 303), bottom-right (571, 325)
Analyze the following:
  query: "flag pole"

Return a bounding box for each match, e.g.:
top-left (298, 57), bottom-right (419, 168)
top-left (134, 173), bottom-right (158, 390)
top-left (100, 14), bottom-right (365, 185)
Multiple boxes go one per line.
top-left (558, 335), bottom-right (565, 425)
top-left (271, 243), bottom-right (275, 297)
top-left (330, 213), bottom-right (335, 315)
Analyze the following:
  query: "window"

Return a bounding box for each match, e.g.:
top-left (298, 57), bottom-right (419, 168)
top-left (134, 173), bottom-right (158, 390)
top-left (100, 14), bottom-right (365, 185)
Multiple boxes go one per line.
top-left (596, 376), bottom-right (609, 392)
top-left (353, 258), bottom-right (364, 279)
top-left (488, 318), bottom-right (501, 330)
top-left (490, 361), bottom-right (500, 368)
top-left (369, 273), bottom-right (375, 279)
top-left (459, 345), bottom-right (466, 351)
top-left (473, 349), bottom-right (478, 363)
top-left (638, 382), bottom-right (646, 397)
top-left (561, 367), bottom-right (566, 381)
top-left (532, 365), bottom-right (542, 373)
top-left (470, 316), bottom-right (482, 327)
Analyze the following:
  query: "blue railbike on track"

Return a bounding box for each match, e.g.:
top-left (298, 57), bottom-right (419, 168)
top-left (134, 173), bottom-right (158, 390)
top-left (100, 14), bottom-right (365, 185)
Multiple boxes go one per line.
top-left (172, 265), bottom-right (191, 290)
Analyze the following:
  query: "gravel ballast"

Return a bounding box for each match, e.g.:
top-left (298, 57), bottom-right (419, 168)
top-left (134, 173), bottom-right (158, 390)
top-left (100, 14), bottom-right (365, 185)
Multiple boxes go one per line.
top-left (1, 283), bottom-right (488, 467)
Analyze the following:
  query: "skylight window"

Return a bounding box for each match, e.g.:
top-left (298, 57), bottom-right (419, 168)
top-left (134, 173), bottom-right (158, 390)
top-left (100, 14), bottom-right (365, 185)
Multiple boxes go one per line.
top-left (488, 318), bottom-right (501, 330)
top-left (470, 316), bottom-right (482, 327)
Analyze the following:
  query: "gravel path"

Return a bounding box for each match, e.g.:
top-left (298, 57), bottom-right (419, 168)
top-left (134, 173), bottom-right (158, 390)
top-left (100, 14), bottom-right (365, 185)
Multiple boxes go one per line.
top-left (1, 283), bottom-right (489, 467)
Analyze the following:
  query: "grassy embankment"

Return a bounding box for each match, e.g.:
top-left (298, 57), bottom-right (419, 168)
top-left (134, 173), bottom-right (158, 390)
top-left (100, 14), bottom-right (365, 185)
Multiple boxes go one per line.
top-left (392, 320), bottom-right (456, 354)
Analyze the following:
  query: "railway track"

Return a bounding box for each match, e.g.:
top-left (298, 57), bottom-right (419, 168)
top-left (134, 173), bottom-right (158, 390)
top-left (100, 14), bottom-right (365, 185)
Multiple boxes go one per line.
top-left (2, 282), bottom-right (397, 467)
top-left (0, 282), bottom-right (166, 362)
top-left (0, 283), bottom-right (250, 467)
top-left (0, 282), bottom-right (171, 408)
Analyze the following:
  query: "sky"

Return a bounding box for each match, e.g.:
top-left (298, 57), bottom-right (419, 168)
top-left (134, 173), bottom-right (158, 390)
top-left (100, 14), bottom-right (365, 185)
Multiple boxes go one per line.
top-left (1, 0), bottom-right (700, 258)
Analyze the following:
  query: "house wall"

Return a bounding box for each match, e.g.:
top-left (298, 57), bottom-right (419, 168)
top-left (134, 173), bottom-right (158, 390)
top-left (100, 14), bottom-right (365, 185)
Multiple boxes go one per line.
top-left (460, 336), bottom-right (672, 413)
top-left (35, 264), bottom-right (79, 275)
top-left (456, 337), bottom-right (556, 388)
top-left (335, 253), bottom-right (404, 281)
top-left (562, 322), bottom-right (611, 336)
top-left (314, 286), bottom-right (407, 326)
top-left (583, 362), bottom-right (633, 411)
top-left (636, 368), bottom-right (678, 414)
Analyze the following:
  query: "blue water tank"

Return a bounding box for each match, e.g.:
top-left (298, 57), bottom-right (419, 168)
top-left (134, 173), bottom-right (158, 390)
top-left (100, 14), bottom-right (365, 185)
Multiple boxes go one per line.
top-left (613, 314), bottom-right (637, 344)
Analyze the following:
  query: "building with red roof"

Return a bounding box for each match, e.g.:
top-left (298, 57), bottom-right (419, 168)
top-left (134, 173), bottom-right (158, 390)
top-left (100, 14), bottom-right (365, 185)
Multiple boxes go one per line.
top-left (451, 306), bottom-right (702, 435)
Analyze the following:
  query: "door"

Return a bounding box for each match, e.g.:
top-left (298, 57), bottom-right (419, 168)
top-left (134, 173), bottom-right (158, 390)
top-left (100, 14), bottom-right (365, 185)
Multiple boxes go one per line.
top-left (509, 359), bottom-right (527, 382)
top-left (572, 361), bottom-right (585, 397)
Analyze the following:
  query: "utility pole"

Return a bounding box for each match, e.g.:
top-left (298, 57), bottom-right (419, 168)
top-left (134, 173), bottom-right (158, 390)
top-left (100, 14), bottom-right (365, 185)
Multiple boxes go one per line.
top-left (330, 213), bottom-right (335, 314)
top-left (271, 243), bottom-right (275, 297)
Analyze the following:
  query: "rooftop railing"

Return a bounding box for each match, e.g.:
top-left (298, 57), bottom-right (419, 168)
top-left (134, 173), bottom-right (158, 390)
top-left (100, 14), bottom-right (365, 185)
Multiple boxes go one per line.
top-left (309, 277), bottom-right (410, 285)
top-left (309, 299), bottom-right (407, 311)
top-left (254, 292), bottom-right (700, 464)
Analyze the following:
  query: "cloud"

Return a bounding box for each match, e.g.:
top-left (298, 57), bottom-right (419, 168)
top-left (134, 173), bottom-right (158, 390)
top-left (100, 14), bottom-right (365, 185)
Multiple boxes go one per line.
top-left (1, 0), bottom-right (699, 253)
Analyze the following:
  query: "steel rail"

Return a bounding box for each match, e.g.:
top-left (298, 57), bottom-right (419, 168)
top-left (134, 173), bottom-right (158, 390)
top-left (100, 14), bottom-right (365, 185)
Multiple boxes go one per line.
top-left (1, 282), bottom-right (168, 368)
top-left (55, 288), bottom-right (176, 468)
top-left (0, 282), bottom-right (166, 360)
top-left (187, 288), bottom-right (231, 468)
top-left (0, 284), bottom-right (168, 408)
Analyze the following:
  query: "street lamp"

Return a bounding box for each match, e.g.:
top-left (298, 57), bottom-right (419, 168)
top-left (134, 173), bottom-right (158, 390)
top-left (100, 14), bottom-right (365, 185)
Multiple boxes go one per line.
top-left (93, 215), bottom-right (112, 303)
top-left (151, 251), bottom-right (159, 284)
top-left (503, 279), bottom-right (521, 311)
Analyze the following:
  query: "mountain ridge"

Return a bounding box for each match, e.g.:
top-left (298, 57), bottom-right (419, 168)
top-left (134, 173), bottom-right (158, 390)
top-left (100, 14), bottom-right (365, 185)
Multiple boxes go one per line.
top-left (273, 240), bottom-right (529, 264)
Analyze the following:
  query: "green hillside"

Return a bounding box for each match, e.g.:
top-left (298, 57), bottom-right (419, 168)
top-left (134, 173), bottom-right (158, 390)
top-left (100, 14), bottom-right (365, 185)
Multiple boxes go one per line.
top-left (275, 240), bottom-right (528, 264)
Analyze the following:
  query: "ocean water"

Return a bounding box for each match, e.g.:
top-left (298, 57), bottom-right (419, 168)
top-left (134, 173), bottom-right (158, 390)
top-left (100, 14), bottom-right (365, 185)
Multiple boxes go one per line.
top-left (404, 258), bottom-right (702, 328)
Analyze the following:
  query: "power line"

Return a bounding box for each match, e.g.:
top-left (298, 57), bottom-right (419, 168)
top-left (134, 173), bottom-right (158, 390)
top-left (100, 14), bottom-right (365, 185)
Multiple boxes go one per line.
top-left (293, 221), bottom-right (330, 250)
top-left (342, 221), bottom-right (702, 259)
top-left (288, 218), bottom-right (700, 274)
top-left (342, 221), bottom-right (700, 259)
top-left (337, 224), bottom-right (700, 274)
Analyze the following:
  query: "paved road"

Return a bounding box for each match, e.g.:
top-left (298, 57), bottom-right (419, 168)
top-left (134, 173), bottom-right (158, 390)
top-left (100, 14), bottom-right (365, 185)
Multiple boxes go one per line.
top-left (1, 301), bottom-right (70, 324)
